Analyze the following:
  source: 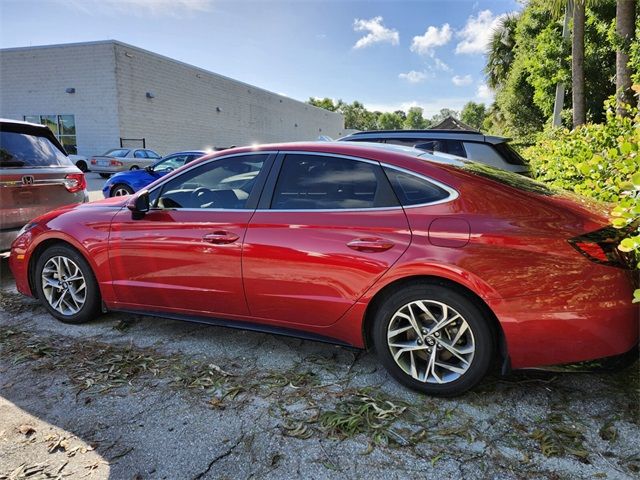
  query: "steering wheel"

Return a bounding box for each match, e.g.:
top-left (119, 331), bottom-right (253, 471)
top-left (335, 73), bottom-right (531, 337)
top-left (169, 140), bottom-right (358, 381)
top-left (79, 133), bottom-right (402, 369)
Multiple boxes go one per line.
top-left (191, 187), bottom-right (215, 206)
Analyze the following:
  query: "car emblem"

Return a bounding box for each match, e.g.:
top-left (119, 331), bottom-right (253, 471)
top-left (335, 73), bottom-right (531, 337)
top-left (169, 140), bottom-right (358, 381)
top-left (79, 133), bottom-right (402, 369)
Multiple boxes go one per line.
top-left (21, 175), bottom-right (35, 186)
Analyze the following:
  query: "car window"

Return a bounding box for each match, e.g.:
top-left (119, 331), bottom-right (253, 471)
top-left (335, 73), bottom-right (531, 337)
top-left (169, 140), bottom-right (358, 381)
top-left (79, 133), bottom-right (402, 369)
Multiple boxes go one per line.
top-left (463, 142), bottom-right (507, 168)
top-left (103, 149), bottom-right (129, 157)
top-left (186, 154), bottom-right (202, 163)
top-left (153, 155), bottom-right (187, 171)
top-left (493, 143), bottom-right (528, 166)
top-left (0, 131), bottom-right (72, 168)
top-left (145, 150), bottom-right (161, 159)
top-left (384, 138), bottom-right (426, 148)
top-left (271, 154), bottom-right (398, 210)
top-left (384, 168), bottom-right (450, 206)
top-left (134, 150), bottom-right (147, 158)
top-left (445, 140), bottom-right (466, 158)
top-left (155, 154), bottom-right (268, 209)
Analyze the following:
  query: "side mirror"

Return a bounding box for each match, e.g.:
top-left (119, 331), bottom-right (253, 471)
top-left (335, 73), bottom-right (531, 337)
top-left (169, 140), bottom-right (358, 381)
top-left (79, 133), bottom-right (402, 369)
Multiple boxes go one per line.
top-left (127, 190), bottom-right (150, 220)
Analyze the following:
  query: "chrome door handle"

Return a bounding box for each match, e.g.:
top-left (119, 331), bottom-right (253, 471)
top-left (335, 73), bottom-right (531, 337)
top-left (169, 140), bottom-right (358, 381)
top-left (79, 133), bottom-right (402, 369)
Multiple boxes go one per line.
top-left (347, 238), bottom-right (395, 252)
top-left (203, 231), bottom-right (239, 244)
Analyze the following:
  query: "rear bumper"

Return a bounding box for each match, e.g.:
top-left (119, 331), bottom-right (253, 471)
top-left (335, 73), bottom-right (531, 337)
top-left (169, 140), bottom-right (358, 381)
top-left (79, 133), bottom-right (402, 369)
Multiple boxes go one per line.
top-left (90, 165), bottom-right (127, 174)
top-left (495, 270), bottom-right (639, 369)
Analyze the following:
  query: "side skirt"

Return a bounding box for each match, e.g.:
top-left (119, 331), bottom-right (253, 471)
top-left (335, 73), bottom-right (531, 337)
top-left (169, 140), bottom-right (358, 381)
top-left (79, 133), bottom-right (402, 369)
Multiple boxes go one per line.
top-left (113, 308), bottom-right (358, 349)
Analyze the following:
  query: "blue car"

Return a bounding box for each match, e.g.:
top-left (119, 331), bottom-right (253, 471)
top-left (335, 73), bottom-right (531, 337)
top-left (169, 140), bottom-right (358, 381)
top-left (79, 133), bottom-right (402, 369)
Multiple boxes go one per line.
top-left (102, 150), bottom-right (206, 197)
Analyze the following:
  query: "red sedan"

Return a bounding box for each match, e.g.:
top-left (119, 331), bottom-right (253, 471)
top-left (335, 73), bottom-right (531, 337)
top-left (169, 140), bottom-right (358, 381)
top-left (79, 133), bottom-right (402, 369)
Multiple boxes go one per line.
top-left (9, 142), bottom-right (638, 396)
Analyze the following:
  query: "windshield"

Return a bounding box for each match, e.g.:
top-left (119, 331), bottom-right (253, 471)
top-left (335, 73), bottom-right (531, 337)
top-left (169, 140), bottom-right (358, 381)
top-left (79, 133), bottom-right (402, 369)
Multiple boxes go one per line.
top-left (0, 131), bottom-right (72, 168)
top-left (103, 148), bottom-right (130, 157)
top-left (150, 155), bottom-right (186, 171)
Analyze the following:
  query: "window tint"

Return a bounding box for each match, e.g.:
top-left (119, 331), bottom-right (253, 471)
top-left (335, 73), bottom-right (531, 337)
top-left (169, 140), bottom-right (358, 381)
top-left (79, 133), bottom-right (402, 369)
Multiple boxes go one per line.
top-left (384, 168), bottom-right (450, 206)
top-left (0, 131), bottom-right (72, 168)
top-left (146, 150), bottom-right (161, 159)
top-left (155, 154), bottom-right (267, 209)
top-left (271, 154), bottom-right (398, 210)
top-left (445, 140), bottom-right (466, 158)
top-left (493, 143), bottom-right (527, 166)
top-left (134, 150), bottom-right (147, 158)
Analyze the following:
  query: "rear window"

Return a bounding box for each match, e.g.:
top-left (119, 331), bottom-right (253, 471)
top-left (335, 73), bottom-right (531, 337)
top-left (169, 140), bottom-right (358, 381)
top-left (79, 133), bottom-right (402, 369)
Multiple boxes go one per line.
top-left (103, 149), bottom-right (129, 157)
top-left (0, 131), bottom-right (71, 168)
top-left (462, 162), bottom-right (555, 196)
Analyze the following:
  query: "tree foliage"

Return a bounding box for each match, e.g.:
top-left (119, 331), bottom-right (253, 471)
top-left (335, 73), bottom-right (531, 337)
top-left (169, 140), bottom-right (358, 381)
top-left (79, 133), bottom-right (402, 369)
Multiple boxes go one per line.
top-left (461, 102), bottom-right (487, 130)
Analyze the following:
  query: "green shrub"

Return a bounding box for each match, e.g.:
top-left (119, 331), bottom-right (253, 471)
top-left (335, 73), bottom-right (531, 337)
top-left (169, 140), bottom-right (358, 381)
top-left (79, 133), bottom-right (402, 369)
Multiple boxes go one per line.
top-left (523, 100), bottom-right (640, 301)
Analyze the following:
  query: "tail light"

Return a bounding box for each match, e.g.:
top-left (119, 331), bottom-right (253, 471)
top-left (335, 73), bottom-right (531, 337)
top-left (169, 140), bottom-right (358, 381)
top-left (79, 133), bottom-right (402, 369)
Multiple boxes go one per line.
top-left (569, 225), bottom-right (636, 269)
top-left (110, 160), bottom-right (123, 166)
top-left (64, 173), bottom-right (86, 193)
top-left (90, 158), bottom-right (96, 165)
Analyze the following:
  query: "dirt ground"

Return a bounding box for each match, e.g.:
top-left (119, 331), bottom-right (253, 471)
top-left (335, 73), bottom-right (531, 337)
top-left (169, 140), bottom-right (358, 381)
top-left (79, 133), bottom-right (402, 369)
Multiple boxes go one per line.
top-left (0, 257), bottom-right (638, 480)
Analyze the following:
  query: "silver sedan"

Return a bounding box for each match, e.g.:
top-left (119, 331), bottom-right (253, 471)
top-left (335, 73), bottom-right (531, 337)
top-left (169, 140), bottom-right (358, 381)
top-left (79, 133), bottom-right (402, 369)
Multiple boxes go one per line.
top-left (89, 148), bottom-right (161, 178)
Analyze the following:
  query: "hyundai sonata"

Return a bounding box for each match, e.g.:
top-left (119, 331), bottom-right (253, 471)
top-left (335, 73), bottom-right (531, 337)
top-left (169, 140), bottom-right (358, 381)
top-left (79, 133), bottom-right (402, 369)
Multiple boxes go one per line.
top-left (9, 142), bottom-right (638, 396)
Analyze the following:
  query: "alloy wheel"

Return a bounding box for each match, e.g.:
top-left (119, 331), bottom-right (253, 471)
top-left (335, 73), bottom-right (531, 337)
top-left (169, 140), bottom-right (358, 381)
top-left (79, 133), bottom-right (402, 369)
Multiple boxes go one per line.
top-left (112, 186), bottom-right (132, 196)
top-left (387, 300), bottom-right (475, 384)
top-left (41, 256), bottom-right (87, 316)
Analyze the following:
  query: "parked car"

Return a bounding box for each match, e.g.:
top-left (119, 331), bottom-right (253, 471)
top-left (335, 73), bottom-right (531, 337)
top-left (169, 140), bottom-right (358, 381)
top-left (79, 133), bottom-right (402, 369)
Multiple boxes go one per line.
top-left (69, 154), bottom-right (89, 172)
top-left (339, 129), bottom-right (529, 174)
top-left (0, 118), bottom-right (87, 252)
top-left (9, 142), bottom-right (637, 396)
top-left (89, 148), bottom-right (162, 178)
top-left (102, 150), bottom-right (206, 197)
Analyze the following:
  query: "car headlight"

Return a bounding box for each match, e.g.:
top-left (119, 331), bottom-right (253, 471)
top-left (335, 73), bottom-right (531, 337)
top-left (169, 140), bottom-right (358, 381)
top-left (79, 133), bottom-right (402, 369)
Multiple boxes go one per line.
top-left (17, 222), bottom-right (37, 238)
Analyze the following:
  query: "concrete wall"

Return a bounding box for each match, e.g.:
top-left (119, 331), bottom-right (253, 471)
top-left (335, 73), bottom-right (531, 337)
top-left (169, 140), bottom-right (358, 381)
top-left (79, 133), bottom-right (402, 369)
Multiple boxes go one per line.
top-left (113, 42), bottom-right (344, 155)
top-left (0, 42), bottom-right (120, 157)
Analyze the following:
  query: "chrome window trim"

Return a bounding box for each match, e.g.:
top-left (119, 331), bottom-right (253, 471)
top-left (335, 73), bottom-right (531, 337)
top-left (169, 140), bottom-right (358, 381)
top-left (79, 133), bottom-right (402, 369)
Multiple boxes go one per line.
top-left (258, 151), bottom-right (458, 213)
top-left (146, 150), bottom-right (458, 213)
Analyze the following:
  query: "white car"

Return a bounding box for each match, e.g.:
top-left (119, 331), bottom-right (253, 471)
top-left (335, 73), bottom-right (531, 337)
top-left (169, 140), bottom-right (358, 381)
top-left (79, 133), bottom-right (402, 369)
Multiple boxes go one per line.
top-left (69, 154), bottom-right (89, 172)
top-left (89, 148), bottom-right (161, 178)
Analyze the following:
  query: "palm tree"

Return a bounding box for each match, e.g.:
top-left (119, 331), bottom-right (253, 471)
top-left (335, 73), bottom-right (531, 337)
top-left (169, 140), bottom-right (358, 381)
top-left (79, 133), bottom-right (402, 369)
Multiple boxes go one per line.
top-left (485, 14), bottom-right (519, 89)
top-left (616, 0), bottom-right (637, 114)
top-left (572, 0), bottom-right (586, 125)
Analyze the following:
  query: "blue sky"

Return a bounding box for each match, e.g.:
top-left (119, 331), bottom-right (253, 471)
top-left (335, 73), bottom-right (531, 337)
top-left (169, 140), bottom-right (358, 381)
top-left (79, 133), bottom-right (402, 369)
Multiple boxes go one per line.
top-left (0, 0), bottom-right (521, 116)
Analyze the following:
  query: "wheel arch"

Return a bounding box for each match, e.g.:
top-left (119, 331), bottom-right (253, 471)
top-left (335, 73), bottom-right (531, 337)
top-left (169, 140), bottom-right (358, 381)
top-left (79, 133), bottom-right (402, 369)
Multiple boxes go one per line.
top-left (361, 275), bottom-right (510, 374)
top-left (28, 237), bottom-right (99, 300)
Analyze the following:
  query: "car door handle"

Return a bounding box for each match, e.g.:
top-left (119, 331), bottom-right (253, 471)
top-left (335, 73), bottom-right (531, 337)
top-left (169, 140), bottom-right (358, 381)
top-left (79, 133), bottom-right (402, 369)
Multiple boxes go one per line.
top-left (347, 238), bottom-right (395, 252)
top-left (203, 231), bottom-right (240, 244)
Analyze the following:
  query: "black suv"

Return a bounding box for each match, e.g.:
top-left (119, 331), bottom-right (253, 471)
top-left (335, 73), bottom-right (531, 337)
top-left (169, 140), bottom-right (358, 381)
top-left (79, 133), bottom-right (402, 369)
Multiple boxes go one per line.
top-left (338, 129), bottom-right (529, 174)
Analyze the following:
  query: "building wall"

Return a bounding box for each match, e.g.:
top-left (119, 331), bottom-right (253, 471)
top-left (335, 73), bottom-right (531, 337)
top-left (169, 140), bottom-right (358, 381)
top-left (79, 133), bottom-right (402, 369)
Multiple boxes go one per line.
top-left (0, 42), bottom-right (120, 157)
top-left (113, 43), bottom-right (344, 155)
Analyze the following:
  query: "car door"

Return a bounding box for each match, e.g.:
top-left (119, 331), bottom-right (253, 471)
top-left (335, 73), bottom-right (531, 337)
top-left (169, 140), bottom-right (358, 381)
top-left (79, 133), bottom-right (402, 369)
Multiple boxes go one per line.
top-left (242, 152), bottom-right (412, 327)
top-left (108, 152), bottom-right (273, 316)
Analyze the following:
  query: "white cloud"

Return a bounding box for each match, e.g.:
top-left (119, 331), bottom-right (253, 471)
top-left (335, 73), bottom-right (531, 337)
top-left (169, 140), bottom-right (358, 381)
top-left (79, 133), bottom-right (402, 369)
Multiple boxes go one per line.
top-left (456, 10), bottom-right (507, 54)
top-left (452, 74), bottom-right (473, 86)
top-left (398, 70), bottom-right (431, 84)
top-left (410, 24), bottom-right (452, 56)
top-left (353, 16), bottom-right (400, 49)
top-left (62, 0), bottom-right (213, 16)
top-left (433, 58), bottom-right (452, 72)
top-left (476, 83), bottom-right (494, 102)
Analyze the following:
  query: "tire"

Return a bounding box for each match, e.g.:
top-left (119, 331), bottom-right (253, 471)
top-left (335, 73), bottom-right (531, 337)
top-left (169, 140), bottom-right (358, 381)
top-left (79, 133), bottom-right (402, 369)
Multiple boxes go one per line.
top-left (76, 160), bottom-right (88, 172)
top-left (110, 183), bottom-right (134, 197)
top-left (34, 244), bottom-right (102, 324)
top-left (130, 165), bottom-right (139, 171)
top-left (372, 282), bottom-right (494, 397)
top-left (99, 173), bottom-right (111, 179)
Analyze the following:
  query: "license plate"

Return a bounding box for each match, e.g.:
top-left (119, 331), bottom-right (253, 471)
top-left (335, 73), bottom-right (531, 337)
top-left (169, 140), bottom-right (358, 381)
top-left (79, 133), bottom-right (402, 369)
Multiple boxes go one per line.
top-left (98, 160), bottom-right (109, 166)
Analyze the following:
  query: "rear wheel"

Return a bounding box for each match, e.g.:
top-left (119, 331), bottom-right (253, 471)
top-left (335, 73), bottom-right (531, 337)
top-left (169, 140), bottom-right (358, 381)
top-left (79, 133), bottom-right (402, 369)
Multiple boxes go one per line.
top-left (99, 173), bottom-right (111, 179)
top-left (110, 183), bottom-right (134, 197)
top-left (34, 244), bottom-right (101, 324)
top-left (130, 165), bottom-right (139, 171)
top-left (372, 283), bottom-right (494, 396)
top-left (75, 160), bottom-right (88, 172)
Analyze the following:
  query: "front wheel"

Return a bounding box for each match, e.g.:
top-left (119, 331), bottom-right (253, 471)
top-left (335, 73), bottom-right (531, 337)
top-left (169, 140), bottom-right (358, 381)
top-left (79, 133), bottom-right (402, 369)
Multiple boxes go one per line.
top-left (372, 283), bottom-right (494, 396)
top-left (34, 244), bottom-right (102, 324)
top-left (110, 184), bottom-right (134, 197)
top-left (129, 165), bottom-right (139, 171)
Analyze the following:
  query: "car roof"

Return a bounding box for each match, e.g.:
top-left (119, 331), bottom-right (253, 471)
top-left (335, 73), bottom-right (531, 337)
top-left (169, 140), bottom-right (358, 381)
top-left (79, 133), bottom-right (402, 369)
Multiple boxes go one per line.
top-left (339, 129), bottom-right (509, 145)
top-left (165, 150), bottom-right (207, 156)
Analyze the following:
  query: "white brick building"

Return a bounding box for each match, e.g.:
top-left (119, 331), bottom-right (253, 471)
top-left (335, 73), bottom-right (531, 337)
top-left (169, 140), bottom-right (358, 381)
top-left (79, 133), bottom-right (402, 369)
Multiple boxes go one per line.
top-left (0, 40), bottom-right (344, 157)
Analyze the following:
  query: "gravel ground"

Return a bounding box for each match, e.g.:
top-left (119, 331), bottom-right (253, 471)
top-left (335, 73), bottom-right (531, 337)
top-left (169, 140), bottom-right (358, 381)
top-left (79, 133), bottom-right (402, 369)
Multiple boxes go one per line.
top-left (0, 256), bottom-right (638, 480)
